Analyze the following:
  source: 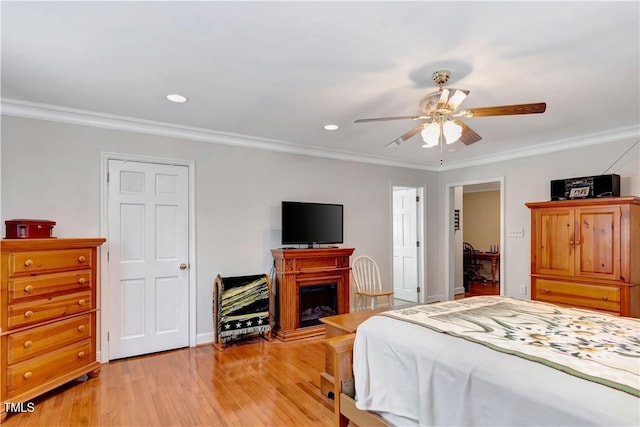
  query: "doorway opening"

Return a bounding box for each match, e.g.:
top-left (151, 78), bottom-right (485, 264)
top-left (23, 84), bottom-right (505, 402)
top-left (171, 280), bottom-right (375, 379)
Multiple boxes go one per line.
top-left (446, 178), bottom-right (504, 301)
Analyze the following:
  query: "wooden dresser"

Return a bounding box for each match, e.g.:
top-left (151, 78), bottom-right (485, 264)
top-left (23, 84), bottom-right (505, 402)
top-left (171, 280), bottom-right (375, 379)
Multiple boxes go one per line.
top-left (526, 197), bottom-right (639, 317)
top-left (1, 238), bottom-right (106, 421)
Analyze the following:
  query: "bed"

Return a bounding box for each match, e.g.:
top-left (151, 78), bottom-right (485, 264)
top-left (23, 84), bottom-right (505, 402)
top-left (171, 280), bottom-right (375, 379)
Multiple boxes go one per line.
top-left (326, 296), bottom-right (640, 427)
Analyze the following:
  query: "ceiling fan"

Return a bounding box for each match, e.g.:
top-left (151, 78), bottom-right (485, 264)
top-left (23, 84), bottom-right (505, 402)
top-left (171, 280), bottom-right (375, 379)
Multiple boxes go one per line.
top-left (354, 70), bottom-right (546, 149)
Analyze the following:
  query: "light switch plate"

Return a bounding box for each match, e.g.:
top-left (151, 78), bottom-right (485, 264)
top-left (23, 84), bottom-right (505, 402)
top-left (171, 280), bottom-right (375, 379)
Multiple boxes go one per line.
top-left (508, 229), bottom-right (524, 238)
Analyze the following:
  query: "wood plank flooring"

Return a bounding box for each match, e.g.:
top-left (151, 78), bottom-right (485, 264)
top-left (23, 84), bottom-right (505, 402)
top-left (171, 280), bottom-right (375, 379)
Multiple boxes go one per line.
top-left (2, 337), bottom-right (334, 426)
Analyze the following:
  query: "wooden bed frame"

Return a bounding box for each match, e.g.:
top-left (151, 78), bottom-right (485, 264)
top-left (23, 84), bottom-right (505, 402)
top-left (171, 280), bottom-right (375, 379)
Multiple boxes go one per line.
top-left (325, 333), bottom-right (391, 427)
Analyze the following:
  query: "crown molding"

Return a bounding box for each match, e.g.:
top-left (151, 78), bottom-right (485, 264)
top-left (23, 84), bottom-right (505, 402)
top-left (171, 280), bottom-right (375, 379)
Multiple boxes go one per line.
top-left (437, 125), bottom-right (640, 171)
top-left (1, 98), bottom-right (437, 170)
top-left (2, 98), bottom-right (638, 172)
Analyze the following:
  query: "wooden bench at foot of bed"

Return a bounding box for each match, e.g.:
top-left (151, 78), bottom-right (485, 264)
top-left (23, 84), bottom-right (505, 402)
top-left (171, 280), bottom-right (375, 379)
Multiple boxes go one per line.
top-left (325, 334), bottom-right (391, 427)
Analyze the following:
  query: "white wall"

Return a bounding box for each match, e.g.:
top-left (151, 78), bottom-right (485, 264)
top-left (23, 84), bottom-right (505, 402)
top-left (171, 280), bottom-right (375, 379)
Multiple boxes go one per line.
top-left (437, 137), bottom-right (640, 299)
top-left (2, 116), bottom-right (638, 344)
top-left (0, 116), bottom-right (438, 342)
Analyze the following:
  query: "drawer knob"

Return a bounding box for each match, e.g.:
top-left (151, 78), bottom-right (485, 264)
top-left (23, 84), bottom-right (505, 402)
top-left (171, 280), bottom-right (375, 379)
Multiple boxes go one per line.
top-left (24, 259), bottom-right (34, 267)
top-left (544, 288), bottom-right (550, 294)
top-left (602, 296), bottom-right (609, 301)
top-left (24, 310), bottom-right (33, 318)
top-left (78, 299), bottom-right (86, 306)
top-left (78, 277), bottom-right (86, 284)
top-left (78, 325), bottom-right (85, 332)
top-left (23, 371), bottom-right (32, 380)
top-left (78, 256), bottom-right (86, 264)
top-left (24, 285), bottom-right (34, 293)
top-left (23, 340), bottom-right (33, 349)
top-left (77, 351), bottom-right (86, 358)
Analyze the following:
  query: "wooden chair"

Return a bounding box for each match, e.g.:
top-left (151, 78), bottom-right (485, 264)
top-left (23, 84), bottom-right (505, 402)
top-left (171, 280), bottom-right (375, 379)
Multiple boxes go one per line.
top-left (463, 242), bottom-right (486, 292)
top-left (351, 256), bottom-right (393, 311)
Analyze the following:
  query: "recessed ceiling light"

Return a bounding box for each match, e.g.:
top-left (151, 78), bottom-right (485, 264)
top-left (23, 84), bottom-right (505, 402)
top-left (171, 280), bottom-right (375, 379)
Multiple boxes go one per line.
top-left (324, 124), bottom-right (339, 131)
top-left (166, 94), bottom-right (189, 103)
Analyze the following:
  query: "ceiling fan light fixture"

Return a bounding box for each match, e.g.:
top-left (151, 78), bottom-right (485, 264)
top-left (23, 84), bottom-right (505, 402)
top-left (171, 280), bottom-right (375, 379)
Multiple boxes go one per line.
top-left (354, 69), bottom-right (546, 153)
top-left (420, 122), bottom-right (440, 147)
top-left (442, 120), bottom-right (463, 144)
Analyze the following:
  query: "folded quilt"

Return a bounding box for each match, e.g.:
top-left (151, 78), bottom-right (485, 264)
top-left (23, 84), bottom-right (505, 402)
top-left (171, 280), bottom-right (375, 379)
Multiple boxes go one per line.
top-left (215, 274), bottom-right (271, 343)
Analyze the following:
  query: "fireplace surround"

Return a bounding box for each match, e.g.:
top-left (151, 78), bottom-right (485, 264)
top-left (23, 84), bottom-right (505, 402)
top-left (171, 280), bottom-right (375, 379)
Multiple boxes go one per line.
top-left (271, 247), bottom-right (354, 341)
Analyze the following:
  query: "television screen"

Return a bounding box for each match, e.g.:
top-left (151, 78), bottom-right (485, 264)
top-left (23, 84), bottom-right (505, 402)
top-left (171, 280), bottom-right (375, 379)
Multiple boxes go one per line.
top-left (281, 201), bottom-right (343, 247)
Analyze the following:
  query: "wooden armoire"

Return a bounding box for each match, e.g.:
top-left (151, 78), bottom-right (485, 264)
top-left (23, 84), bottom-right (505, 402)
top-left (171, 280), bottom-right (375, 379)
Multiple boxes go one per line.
top-left (526, 196), bottom-right (639, 317)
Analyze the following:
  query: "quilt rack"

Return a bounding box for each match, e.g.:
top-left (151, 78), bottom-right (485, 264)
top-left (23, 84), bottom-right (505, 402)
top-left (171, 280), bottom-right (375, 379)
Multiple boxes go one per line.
top-left (213, 274), bottom-right (272, 350)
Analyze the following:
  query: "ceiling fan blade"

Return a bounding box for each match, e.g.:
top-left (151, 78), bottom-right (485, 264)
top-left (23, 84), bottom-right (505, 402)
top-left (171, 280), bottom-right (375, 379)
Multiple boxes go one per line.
top-left (385, 123), bottom-right (427, 147)
top-left (463, 102), bottom-right (546, 117)
top-left (354, 115), bottom-right (428, 123)
top-left (454, 120), bottom-right (482, 145)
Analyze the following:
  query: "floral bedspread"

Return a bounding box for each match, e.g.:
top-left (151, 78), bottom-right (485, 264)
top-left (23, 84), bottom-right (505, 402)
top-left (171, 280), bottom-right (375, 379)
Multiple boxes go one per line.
top-left (380, 296), bottom-right (640, 396)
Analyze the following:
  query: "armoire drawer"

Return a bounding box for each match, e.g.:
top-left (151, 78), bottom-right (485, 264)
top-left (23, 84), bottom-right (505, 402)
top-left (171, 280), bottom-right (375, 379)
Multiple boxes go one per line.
top-left (534, 279), bottom-right (621, 313)
top-left (7, 248), bottom-right (92, 276)
top-left (8, 270), bottom-right (92, 303)
top-left (5, 339), bottom-right (93, 396)
top-left (7, 290), bottom-right (93, 329)
top-left (7, 313), bottom-right (93, 364)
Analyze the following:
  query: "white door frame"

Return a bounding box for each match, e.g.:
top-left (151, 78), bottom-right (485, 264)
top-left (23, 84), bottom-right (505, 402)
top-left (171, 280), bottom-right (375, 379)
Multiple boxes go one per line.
top-left (99, 152), bottom-right (197, 363)
top-left (444, 176), bottom-right (504, 301)
top-left (390, 182), bottom-right (426, 304)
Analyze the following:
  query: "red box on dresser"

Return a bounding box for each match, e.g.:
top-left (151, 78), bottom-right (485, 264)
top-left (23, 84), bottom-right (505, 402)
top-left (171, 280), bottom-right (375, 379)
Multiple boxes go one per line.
top-left (5, 219), bottom-right (56, 239)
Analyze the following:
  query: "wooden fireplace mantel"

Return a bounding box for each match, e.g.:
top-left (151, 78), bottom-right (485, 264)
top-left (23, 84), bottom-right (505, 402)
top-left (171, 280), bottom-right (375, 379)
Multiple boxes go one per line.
top-left (271, 247), bottom-right (355, 341)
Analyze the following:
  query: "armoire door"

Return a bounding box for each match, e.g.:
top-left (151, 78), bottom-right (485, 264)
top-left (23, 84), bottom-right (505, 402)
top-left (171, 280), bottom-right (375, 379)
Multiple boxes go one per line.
top-left (533, 208), bottom-right (574, 277)
top-left (574, 205), bottom-right (621, 281)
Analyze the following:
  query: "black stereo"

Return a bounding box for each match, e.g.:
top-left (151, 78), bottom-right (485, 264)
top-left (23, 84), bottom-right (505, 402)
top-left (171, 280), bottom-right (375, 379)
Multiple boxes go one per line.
top-left (550, 174), bottom-right (620, 201)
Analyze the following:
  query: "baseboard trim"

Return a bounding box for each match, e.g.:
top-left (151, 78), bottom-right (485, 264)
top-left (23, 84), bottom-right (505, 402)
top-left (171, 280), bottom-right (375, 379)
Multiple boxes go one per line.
top-left (197, 332), bottom-right (214, 346)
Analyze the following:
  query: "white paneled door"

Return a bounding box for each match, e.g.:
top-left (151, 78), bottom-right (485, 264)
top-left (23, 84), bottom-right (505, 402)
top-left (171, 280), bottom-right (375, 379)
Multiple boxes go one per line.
top-left (393, 187), bottom-right (420, 302)
top-left (107, 160), bottom-right (189, 360)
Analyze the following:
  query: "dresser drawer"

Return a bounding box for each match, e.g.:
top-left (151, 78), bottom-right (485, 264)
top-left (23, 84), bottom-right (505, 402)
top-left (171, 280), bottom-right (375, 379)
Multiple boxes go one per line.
top-left (8, 270), bottom-right (92, 303)
top-left (534, 279), bottom-right (621, 313)
top-left (8, 290), bottom-right (93, 329)
top-left (8, 248), bottom-right (92, 276)
top-left (5, 339), bottom-right (93, 396)
top-left (7, 313), bottom-right (93, 364)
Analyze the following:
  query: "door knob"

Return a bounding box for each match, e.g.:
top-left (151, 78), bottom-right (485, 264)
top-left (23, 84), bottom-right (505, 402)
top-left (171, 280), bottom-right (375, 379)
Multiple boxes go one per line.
top-left (179, 263), bottom-right (188, 270)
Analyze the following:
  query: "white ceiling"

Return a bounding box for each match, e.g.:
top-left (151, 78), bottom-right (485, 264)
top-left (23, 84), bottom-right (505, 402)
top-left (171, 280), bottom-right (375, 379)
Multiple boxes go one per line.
top-left (2, 1), bottom-right (639, 170)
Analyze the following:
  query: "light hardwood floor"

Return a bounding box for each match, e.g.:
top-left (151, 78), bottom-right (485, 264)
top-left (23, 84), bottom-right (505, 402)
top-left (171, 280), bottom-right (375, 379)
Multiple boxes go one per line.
top-left (2, 337), bottom-right (334, 426)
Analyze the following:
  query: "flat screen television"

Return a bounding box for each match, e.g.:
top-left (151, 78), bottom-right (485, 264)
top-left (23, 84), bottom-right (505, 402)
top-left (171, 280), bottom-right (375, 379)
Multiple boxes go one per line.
top-left (281, 201), bottom-right (343, 248)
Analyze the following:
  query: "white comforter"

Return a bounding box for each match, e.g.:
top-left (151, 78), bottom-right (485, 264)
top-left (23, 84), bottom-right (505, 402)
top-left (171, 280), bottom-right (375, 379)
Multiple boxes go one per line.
top-left (353, 314), bottom-right (640, 426)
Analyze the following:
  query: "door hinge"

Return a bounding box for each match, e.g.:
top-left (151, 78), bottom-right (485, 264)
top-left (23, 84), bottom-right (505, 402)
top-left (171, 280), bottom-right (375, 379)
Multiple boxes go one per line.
top-left (416, 195), bottom-right (420, 202)
top-left (416, 286), bottom-right (421, 293)
top-left (107, 332), bottom-right (110, 342)
top-left (107, 251), bottom-right (109, 261)
top-left (416, 241), bottom-right (420, 247)
top-left (107, 172), bottom-right (110, 183)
